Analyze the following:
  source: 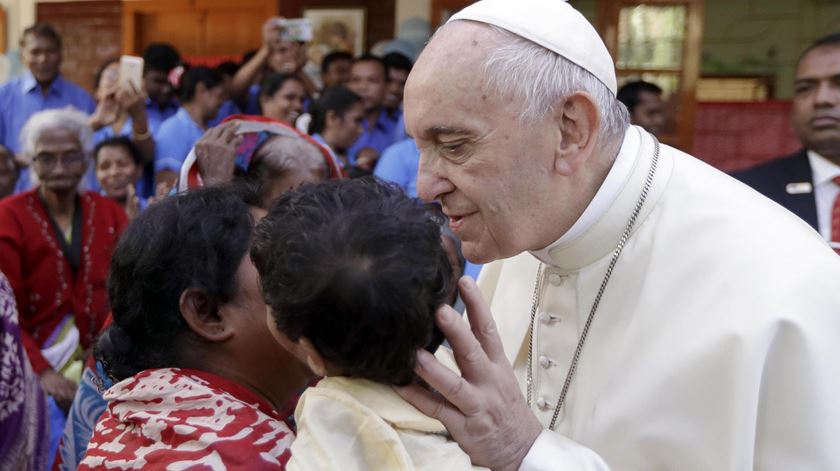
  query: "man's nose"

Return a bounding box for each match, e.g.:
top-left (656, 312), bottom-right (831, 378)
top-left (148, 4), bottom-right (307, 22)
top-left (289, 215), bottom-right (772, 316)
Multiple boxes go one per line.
top-left (416, 154), bottom-right (455, 203)
top-left (814, 82), bottom-right (840, 107)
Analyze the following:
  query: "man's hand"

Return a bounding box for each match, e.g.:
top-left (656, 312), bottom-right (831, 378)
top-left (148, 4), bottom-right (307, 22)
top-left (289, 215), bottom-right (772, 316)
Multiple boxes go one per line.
top-left (118, 82), bottom-right (148, 122)
top-left (396, 277), bottom-right (543, 471)
top-left (194, 122), bottom-right (242, 186)
top-left (40, 369), bottom-right (77, 411)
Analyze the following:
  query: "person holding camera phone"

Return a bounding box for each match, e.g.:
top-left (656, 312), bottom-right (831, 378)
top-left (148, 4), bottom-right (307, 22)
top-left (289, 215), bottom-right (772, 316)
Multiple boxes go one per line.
top-left (230, 17), bottom-right (319, 117)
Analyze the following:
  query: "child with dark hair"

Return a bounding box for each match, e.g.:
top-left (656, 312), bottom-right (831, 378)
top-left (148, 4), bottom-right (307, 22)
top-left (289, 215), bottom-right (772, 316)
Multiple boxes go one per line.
top-left (93, 136), bottom-right (146, 219)
top-left (251, 178), bottom-right (484, 470)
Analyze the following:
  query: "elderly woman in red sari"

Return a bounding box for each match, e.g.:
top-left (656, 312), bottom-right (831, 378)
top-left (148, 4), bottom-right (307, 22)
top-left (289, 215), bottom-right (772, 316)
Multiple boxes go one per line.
top-left (0, 107), bottom-right (128, 411)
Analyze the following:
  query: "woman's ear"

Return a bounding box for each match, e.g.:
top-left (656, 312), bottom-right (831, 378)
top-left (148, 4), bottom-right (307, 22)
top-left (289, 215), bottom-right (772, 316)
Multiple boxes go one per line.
top-left (552, 91), bottom-right (601, 176)
top-left (180, 288), bottom-right (234, 342)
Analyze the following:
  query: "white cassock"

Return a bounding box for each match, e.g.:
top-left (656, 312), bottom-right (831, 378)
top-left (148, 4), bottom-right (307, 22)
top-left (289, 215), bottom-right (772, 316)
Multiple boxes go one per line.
top-left (474, 126), bottom-right (840, 470)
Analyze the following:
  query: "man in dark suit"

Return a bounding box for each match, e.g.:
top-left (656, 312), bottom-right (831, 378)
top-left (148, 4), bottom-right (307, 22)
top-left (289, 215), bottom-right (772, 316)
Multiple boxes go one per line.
top-left (733, 32), bottom-right (840, 247)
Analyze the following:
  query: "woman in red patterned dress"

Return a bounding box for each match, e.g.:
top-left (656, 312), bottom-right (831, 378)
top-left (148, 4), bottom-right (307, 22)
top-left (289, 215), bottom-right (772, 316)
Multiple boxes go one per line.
top-left (79, 184), bottom-right (313, 469)
top-left (0, 107), bottom-right (127, 411)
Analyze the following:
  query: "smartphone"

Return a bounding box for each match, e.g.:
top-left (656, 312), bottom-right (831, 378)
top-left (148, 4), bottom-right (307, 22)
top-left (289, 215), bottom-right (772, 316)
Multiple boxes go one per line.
top-left (278, 18), bottom-right (313, 42)
top-left (119, 55), bottom-right (144, 90)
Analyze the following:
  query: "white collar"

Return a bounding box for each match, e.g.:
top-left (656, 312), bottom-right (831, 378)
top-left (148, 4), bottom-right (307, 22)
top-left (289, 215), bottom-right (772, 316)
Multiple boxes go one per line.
top-left (807, 150), bottom-right (840, 186)
top-left (530, 126), bottom-right (640, 265)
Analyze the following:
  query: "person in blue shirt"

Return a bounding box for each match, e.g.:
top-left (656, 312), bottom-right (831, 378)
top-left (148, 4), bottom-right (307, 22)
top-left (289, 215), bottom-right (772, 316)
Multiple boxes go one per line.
top-left (154, 67), bottom-right (225, 190)
top-left (382, 52), bottom-right (412, 142)
top-left (208, 61), bottom-right (243, 128)
top-left (86, 59), bottom-right (155, 194)
top-left (142, 43), bottom-right (181, 132)
top-left (230, 18), bottom-right (318, 115)
top-left (0, 23), bottom-right (95, 192)
top-left (347, 55), bottom-right (398, 170)
top-left (308, 85), bottom-right (365, 170)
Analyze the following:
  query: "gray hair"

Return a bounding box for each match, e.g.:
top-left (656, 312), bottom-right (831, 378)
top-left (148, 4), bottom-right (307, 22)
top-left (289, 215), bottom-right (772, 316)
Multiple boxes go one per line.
top-left (20, 106), bottom-right (93, 157)
top-left (462, 24), bottom-right (630, 146)
top-left (21, 106), bottom-right (93, 189)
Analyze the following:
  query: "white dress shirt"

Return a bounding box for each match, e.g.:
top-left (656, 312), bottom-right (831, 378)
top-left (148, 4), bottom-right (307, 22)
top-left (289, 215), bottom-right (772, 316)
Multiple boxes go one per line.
top-left (807, 150), bottom-right (840, 242)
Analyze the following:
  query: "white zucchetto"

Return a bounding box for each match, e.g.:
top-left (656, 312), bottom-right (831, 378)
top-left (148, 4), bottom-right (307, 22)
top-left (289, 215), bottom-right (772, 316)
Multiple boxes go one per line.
top-left (449, 0), bottom-right (618, 95)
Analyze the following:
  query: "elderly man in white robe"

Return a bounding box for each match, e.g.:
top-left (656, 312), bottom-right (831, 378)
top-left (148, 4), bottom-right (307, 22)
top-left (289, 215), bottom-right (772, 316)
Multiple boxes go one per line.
top-left (395, 1), bottom-right (840, 470)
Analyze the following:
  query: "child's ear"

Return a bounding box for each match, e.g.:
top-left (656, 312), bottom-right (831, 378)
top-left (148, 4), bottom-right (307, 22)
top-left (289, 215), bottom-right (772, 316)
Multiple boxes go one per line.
top-left (299, 337), bottom-right (329, 377)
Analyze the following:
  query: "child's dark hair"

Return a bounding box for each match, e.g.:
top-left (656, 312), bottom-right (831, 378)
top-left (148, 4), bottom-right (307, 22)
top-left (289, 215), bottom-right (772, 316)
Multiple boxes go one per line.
top-left (94, 136), bottom-right (143, 166)
top-left (308, 86), bottom-right (362, 135)
top-left (251, 178), bottom-right (453, 386)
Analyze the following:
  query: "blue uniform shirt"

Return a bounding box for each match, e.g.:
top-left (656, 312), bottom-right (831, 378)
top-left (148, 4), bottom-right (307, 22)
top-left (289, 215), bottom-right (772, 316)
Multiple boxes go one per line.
top-left (153, 107), bottom-right (205, 174)
top-left (346, 109), bottom-right (399, 165)
top-left (374, 138), bottom-right (419, 197)
top-left (145, 98), bottom-right (178, 133)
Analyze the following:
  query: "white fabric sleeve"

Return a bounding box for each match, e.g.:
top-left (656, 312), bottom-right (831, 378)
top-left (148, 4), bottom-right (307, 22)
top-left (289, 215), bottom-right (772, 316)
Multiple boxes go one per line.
top-left (519, 431), bottom-right (611, 471)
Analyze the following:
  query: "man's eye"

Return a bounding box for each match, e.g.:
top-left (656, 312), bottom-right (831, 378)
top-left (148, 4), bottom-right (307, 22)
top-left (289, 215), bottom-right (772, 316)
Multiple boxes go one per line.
top-left (442, 142), bottom-right (464, 153)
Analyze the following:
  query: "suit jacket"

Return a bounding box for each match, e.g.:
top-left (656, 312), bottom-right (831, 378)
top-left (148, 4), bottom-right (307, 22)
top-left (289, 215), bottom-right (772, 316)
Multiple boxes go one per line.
top-left (731, 150), bottom-right (819, 231)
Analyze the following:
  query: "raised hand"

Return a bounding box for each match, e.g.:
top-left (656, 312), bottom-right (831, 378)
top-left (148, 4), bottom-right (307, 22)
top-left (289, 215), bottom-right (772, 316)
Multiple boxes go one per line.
top-left (194, 121), bottom-right (243, 186)
top-left (396, 277), bottom-right (543, 471)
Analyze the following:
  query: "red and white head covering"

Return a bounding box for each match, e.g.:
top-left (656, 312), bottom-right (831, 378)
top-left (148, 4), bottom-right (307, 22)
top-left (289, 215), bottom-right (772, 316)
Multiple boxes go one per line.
top-left (176, 114), bottom-right (344, 192)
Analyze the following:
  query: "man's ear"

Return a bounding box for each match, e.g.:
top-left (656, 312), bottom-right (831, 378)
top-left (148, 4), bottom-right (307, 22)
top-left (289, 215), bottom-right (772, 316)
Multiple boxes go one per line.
top-left (552, 92), bottom-right (601, 176)
top-left (298, 337), bottom-right (329, 377)
top-left (179, 288), bottom-right (234, 342)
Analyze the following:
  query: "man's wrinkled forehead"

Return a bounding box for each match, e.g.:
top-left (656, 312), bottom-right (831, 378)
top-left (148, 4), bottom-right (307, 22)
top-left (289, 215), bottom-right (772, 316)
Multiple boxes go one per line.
top-left (405, 23), bottom-right (499, 137)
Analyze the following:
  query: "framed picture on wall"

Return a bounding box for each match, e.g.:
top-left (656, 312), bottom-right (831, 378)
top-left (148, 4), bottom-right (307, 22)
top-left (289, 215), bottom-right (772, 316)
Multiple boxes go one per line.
top-left (303, 7), bottom-right (366, 66)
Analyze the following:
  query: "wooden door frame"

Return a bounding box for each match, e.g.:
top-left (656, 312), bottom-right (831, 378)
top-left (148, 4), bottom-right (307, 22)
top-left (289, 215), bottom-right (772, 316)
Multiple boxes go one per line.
top-left (598, 0), bottom-right (704, 151)
top-left (121, 0), bottom-right (278, 55)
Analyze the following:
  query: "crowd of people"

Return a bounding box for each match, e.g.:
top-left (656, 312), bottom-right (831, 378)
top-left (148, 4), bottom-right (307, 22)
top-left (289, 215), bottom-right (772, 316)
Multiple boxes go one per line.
top-left (1, 0), bottom-right (839, 469)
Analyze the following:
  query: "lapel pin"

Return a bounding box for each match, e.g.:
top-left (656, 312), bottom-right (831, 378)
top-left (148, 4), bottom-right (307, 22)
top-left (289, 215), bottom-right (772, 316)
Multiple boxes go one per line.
top-left (785, 182), bottom-right (813, 195)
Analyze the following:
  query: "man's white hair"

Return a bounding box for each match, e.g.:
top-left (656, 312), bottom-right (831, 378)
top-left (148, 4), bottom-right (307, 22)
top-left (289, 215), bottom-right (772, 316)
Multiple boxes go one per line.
top-left (478, 24), bottom-right (630, 146)
top-left (20, 106), bottom-right (93, 157)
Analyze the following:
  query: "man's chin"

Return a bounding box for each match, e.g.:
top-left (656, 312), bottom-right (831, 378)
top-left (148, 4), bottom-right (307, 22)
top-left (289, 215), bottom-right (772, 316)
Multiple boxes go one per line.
top-left (461, 241), bottom-right (501, 266)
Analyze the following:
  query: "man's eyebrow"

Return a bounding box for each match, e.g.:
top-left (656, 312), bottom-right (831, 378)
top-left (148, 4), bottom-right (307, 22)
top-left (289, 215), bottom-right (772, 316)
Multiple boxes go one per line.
top-left (795, 74), bottom-right (840, 84)
top-left (421, 125), bottom-right (473, 139)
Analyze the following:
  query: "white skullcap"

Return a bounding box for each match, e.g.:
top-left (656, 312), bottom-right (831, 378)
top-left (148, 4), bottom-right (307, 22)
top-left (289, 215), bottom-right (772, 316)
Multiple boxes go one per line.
top-left (448, 0), bottom-right (618, 95)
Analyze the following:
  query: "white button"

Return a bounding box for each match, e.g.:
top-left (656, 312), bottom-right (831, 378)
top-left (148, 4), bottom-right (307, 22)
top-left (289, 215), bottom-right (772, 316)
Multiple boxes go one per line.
top-left (536, 397), bottom-right (551, 410)
top-left (539, 356), bottom-right (553, 369)
top-left (548, 273), bottom-right (564, 286)
top-left (539, 312), bottom-right (560, 324)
